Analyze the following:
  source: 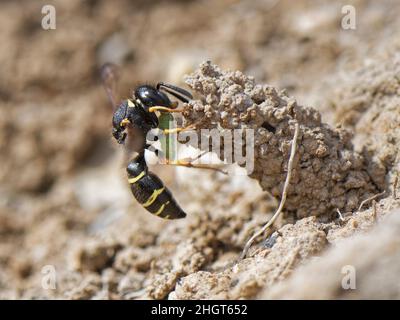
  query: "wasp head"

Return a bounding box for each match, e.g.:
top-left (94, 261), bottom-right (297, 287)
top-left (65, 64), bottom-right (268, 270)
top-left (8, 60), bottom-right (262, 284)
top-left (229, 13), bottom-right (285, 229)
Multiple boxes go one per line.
top-left (112, 100), bottom-right (131, 144)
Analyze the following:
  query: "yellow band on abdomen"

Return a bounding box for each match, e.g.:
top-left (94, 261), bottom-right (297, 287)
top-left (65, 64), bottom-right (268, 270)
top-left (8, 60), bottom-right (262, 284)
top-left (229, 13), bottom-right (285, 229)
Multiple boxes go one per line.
top-left (155, 201), bottom-right (169, 216)
top-left (128, 171), bottom-right (145, 184)
top-left (143, 187), bottom-right (165, 207)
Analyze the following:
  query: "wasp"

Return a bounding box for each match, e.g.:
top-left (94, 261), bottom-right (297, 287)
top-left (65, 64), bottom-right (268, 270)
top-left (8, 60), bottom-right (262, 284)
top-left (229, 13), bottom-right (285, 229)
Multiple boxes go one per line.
top-left (100, 63), bottom-right (224, 220)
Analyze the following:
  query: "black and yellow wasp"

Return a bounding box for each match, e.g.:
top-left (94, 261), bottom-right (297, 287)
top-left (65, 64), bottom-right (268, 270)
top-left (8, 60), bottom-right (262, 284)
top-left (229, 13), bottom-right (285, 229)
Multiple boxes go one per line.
top-left (101, 63), bottom-right (224, 220)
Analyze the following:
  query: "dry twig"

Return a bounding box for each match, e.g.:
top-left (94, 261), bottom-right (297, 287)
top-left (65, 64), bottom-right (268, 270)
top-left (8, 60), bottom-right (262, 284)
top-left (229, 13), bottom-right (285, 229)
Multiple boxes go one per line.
top-left (336, 208), bottom-right (345, 221)
top-left (357, 190), bottom-right (385, 212)
top-left (372, 200), bottom-right (377, 221)
top-left (239, 122), bottom-right (300, 261)
top-left (394, 173), bottom-right (399, 199)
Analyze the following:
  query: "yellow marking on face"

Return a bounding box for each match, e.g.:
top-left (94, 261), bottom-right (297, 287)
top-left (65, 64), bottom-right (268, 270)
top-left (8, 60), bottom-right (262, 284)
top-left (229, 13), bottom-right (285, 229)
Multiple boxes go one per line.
top-left (128, 171), bottom-right (145, 184)
top-left (143, 187), bottom-right (165, 208)
top-left (120, 118), bottom-right (131, 127)
top-left (127, 99), bottom-right (135, 108)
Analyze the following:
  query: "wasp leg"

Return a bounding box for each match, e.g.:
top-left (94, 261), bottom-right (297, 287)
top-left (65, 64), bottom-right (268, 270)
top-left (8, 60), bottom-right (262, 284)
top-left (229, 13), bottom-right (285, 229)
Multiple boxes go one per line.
top-left (163, 156), bottom-right (227, 174)
top-left (162, 124), bottom-right (196, 134)
top-left (148, 137), bottom-right (225, 173)
top-left (148, 105), bottom-right (184, 113)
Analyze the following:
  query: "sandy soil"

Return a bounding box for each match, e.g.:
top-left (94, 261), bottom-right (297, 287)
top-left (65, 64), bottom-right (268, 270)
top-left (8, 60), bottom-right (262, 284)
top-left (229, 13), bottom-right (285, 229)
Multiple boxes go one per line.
top-left (0, 0), bottom-right (399, 299)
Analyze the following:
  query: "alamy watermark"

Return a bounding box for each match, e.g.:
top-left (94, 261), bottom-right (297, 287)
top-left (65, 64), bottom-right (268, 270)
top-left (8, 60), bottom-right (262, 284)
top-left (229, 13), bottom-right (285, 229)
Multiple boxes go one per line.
top-left (41, 265), bottom-right (57, 290)
top-left (146, 127), bottom-right (255, 175)
top-left (341, 5), bottom-right (356, 30)
top-left (341, 265), bottom-right (356, 290)
top-left (41, 5), bottom-right (56, 30)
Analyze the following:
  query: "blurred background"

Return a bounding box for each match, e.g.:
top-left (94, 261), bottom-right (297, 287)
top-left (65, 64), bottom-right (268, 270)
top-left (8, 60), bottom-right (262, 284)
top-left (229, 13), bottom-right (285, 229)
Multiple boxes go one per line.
top-left (0, 0), bottom-right (399, 299)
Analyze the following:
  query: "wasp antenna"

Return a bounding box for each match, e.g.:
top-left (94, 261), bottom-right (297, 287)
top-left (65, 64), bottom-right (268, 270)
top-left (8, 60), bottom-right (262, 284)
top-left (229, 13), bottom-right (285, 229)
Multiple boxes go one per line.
top-left (159, 87), bottom-right (190, 104)
top-left (101, 63), bottom-right (120, 110)
top-left (157, 82), bottom-right (193, 101)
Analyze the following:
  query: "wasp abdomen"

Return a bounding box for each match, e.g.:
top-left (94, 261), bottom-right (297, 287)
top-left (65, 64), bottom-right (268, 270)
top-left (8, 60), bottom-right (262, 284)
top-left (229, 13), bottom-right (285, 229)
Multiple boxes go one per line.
top-left (127, 158), bottom-right (186, 219)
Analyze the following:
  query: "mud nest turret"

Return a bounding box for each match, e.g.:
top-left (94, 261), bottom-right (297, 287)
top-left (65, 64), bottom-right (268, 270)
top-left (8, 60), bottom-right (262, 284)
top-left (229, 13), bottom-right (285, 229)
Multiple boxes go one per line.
top-left (182, 61), bottom-right (382, 220)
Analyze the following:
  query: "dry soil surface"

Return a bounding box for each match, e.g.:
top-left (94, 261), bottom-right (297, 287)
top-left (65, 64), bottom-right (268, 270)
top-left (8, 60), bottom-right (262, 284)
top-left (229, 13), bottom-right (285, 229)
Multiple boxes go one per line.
top-left (0, 0), bottom-right (399, 299)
